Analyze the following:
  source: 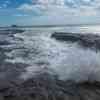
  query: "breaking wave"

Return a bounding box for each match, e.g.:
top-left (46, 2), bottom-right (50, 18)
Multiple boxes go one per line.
top-left (2, 28), bottom-right (100, 82)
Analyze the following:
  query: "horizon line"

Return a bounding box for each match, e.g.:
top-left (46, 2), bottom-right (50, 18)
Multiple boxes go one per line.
top-left (0, 23), bottom-right (100, 28)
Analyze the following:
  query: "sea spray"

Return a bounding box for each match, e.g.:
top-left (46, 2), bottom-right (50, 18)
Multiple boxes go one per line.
top-left (3, 30), bottom-right (100, 82)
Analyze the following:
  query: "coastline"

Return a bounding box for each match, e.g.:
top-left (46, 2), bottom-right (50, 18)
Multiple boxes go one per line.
top-left (0, 29), bottom-right (100, 99)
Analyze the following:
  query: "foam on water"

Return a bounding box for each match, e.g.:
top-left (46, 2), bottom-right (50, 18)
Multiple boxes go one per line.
top-left (3, 27), bottom-right (100, 82)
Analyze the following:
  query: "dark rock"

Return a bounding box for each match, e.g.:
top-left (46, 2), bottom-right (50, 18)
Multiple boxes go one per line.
top-left (0, 73), bottom-right (99, 100)
top-left (51, 32), bottom-right (100, 51)
top-left (51, 32), bottom-right (81, 42)
top-left (0, 29), bottom-right (24, 35)
top-left (0, 41), bottom-right (10, 45)
top-left (11, 25), bottom-right (18, 28)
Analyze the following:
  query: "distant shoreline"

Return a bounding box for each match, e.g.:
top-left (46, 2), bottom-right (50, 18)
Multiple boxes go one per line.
top-left (0, 23), bottom-right (100, 28)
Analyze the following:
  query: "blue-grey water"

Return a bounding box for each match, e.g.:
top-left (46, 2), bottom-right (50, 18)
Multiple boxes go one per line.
top-left (1, 25), bottom-right (100, 83)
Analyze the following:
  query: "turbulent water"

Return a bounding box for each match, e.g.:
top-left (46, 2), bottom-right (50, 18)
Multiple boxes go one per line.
top-left (1, 25), bottom-right (100, 82)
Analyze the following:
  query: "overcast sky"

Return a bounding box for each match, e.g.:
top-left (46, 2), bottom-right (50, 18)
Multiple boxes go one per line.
top-left (0, 0), bottom-right (100, 26)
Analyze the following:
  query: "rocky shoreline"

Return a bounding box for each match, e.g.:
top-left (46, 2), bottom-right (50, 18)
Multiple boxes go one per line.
top-left (51, 32), bottom-right (100, 52)
top-left (0, 31), bottom-right (100, 99)
top-left (0, 73), bottom-right (100, 100)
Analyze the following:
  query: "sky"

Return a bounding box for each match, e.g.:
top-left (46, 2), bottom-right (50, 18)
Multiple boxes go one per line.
top-left (0, 0), bottom-right (100, 26)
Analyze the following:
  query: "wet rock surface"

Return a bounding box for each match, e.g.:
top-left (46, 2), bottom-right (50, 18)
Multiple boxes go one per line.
top-left (51, 32), bottom-right (100, 51)
top-left (0, 73), bottom-right (100, 100)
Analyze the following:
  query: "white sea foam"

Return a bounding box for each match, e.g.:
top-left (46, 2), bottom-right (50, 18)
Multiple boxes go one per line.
top-left (3, 28), bottom-right (100, 82)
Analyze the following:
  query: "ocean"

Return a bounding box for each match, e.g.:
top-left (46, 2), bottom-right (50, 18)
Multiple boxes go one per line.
top-left (0, 25), bottom-right (100, 83)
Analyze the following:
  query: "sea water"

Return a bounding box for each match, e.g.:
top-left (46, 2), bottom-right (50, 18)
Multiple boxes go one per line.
top-left (1, 25), bottom-right (100, 82)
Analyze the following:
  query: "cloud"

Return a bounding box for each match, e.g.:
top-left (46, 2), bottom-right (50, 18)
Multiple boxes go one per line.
top-left (0, 0), bottom-right (100, 25)
top-left (37, 0), bottom-right (65, 5)
top-left (5, 0), bottom-right (11, 4)
top-left (17, 0), bottom-right (100, 25)
top-left (2, 3), bottom-right (7, 8)
top-left (18, 3), bottom-right (74, 17)
top-left (79, 6), bottom-right (97, 16)
top-left (13, 14), bottom-right (29, 17)
top-left (18, 4), bottom-right (34, 11)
